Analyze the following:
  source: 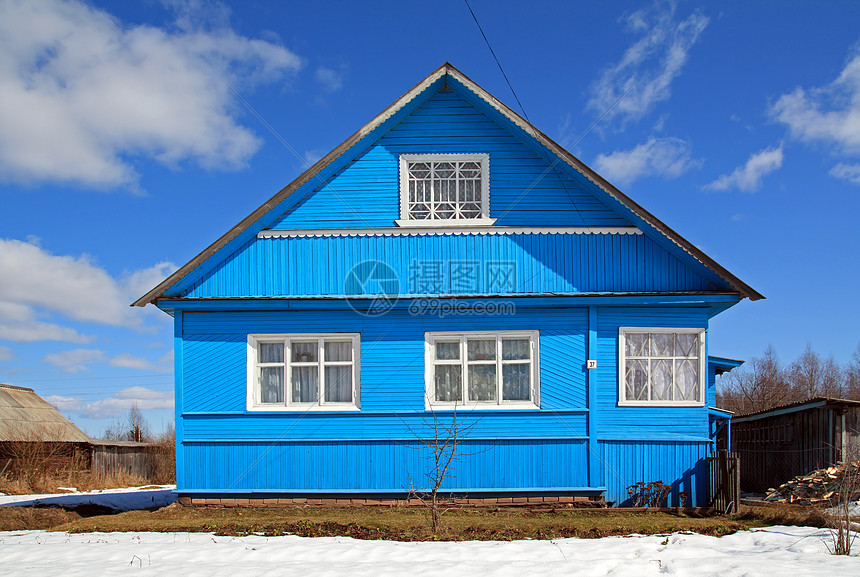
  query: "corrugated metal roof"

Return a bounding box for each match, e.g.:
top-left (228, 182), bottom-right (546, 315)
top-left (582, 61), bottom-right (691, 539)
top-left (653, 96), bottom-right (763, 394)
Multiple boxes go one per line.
top-left (732, 396), bottom-right (860, 423)
top-left (133, 62), bottom-right (763, 307)
top-left (0, 384), bottom-right (91, 443)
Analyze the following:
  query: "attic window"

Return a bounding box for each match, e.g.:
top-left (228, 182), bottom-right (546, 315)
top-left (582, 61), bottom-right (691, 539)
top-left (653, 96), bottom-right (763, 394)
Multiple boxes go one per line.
top-left (396, 154), bottom-right (495, 227)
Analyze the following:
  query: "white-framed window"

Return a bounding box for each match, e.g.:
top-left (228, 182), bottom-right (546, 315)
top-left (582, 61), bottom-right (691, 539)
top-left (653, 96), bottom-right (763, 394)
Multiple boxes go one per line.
top-left (618, 327), bottom-right (706, 406)
top-left (247, 334), bottom-right (360, 411)
top-left (396, 153), bottom-right (496, 227)
top-left (425, 331), bottom-right (539, 409)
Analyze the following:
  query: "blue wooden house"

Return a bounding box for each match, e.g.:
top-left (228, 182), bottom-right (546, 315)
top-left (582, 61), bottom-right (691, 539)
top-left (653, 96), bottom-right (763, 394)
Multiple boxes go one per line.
top-left (135, 63), bottom-right (761, 507)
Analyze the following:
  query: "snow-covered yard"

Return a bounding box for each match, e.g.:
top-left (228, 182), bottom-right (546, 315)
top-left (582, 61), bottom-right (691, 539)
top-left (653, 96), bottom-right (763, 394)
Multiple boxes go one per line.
top-left (1, 487), bottom-right (858, 575)
top-left (0, 526), bottom-right (857, 576)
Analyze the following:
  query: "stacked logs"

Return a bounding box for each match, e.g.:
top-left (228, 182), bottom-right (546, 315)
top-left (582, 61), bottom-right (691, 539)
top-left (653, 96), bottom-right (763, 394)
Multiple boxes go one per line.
top-left (764, 461), bottom-right (860, 505)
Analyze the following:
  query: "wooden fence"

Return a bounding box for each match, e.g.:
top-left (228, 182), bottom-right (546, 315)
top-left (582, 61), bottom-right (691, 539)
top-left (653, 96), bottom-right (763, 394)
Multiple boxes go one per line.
top-left (90, 442), bottom-right (152, 478)
top-left (708, 449), bottom-right (740, 514)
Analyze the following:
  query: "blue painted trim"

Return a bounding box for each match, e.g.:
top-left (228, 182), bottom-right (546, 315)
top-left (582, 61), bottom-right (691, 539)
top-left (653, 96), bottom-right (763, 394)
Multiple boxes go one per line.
top-left (174, 311), bottom-right (184, 490)
top-left (183, 436), bottom-right (590, 442)
top-left (157, 293), bottom-right (740, 312)
top-left (181, 409), bottom-right (589, 417)
top-left (598, 436), bottom-right (713, 443)
top-left (176, 486), bottom-right (608, 495)
top-left (587, 306), bottom-right (599, 487)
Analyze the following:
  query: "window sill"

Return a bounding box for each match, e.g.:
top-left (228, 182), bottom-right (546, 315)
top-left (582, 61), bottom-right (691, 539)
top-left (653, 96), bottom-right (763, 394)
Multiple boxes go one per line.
top-left (617, 401), bottom-right (704, 408)
top-left (395, 217), bottom-right (497, 228)
top-left (247, 404), bottom-right (361, 412)
top-left (425, 402), bottom-right (540, 411)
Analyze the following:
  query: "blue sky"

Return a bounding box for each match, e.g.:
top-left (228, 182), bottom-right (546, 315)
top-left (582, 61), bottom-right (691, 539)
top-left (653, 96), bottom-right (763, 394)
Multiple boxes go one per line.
top-left (1, 0), bottom-right (859, 435)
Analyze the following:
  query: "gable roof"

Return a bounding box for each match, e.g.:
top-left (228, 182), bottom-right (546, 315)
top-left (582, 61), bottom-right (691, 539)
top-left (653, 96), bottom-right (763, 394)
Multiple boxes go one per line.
top-left (0, 384), bottom-right (91, 443)
top-left (134, 62), bottom-right (763, 307)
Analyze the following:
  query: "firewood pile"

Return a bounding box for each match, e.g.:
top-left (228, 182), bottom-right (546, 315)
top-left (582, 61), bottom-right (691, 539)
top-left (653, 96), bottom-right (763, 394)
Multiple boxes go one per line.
top-left (763, 461), bottom-right (860, 505)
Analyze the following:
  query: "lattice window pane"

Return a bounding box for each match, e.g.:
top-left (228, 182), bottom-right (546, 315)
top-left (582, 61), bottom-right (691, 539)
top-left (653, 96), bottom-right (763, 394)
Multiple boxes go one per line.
top-left (625, 359), bottom-right (648, 400)
top-left (404, 157), bottom-right (485, 221)
top-left (650, 359), bottom-right (672, 400)
top-left (675, 359), bottom-right (699, 401)
top-left (650, 333), bottom-right (673, 357)
top-left (675, 333), bottom-right (698, 357)
top-left (625, 333), bottom-right (648, 357)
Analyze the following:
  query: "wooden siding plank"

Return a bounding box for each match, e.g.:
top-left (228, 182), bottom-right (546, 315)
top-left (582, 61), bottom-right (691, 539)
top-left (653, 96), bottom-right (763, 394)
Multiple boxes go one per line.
top-left (182, 233), bottom-right (719, 299)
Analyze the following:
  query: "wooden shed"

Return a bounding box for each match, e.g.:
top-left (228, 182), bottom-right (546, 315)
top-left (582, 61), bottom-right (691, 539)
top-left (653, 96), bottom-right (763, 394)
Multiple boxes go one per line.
top-left (731, 397), bottom-right (860, 493)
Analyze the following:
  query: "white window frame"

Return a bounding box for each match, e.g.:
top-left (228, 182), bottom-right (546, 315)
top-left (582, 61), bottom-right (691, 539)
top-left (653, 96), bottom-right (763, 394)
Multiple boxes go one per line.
top-left (396, 153), bottom-right (496, 227)
top-left (618, 327), bottom-right (706, 407)
top-left (424, 331), bottom-right (540, 410)
top-left (247, 333), bottom-right (360, 411)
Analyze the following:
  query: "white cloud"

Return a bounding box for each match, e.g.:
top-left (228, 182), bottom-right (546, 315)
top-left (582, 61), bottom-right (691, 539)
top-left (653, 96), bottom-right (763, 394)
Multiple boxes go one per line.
top-left (315, 66), bottom-right (343, 92)
top-left (830, 162), bottom-right (860, 185)
top-left (770, 49), bottom-right (860, 155)
top-left (593, 137), bottom-right (698, 186)
top-left (0, 345), bottom-right (15, 361)
top-left (0, 238), bottom-right (175, 342)
top-left (42, 348), bottom-right (105, 373)
top-left (109, 351), bottom-right (174, 372)
top-left (46, 386), bottom-right (174, 419)
top-left (705, 146), bottom-right (783, 192)
top-left (0, 0), bottom-right (302, 189)
top-left (588, 3), bottom-right (709, 126)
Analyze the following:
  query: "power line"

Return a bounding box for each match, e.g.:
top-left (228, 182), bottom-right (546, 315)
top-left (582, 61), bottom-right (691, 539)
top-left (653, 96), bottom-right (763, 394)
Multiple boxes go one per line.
top-left (464, 0), bottom-right (530, 123)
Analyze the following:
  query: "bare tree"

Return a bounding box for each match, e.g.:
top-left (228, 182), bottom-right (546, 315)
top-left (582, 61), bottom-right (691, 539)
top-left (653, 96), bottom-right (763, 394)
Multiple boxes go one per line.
top-left (404, 403), bottom-right (478, 533)
top-left (126, 403), bottom-right (150, 443)
top-left (718, 345), bottom-right (790, 415)
top-left (845, 344), bottom-right (860, 400)
top-left (100, 403), bottom-right (151, 442)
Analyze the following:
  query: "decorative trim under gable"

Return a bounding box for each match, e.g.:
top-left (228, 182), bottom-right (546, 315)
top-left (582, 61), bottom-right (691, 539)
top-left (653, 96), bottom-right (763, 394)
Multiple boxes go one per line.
top-left (258, 226), bottom-right (643, 238)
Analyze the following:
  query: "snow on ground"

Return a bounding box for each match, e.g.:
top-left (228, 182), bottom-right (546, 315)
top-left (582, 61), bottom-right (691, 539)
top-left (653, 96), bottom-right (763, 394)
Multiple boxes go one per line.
top-left (0, 526), bottom-right (858, 576)
top-left (0, 485), bottom-right (176, 511)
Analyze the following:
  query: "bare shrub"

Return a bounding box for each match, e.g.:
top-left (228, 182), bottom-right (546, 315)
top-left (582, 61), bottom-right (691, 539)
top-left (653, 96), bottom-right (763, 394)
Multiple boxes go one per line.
top-left (404, 404), bottom-right (478, 533)
top-left (824, 457), bottom-right (860, 555)
top-left (2, 423), bottom-right (77, 493)
top-left (146, 423), bottom-right (175, 484)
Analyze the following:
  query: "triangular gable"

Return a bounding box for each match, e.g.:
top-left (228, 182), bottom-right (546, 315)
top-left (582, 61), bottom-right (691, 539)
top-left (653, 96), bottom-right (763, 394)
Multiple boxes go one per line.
top-left (134, 63), bottom-right (762, 306)
top-left (268, 89), bottom-right (629, 230)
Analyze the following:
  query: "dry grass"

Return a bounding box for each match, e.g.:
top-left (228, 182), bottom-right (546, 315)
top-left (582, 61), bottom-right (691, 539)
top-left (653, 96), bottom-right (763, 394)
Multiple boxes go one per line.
top-left (0, 469), bottom-right (153, 496)
top-left (0, 504), bottom-right (762, 540)
top-left (0, 506), bottom-right (82, 531)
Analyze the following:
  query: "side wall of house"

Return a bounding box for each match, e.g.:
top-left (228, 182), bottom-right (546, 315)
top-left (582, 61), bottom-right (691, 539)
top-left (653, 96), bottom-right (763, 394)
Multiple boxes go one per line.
top-left (174, 303), bottom-right (713, 505)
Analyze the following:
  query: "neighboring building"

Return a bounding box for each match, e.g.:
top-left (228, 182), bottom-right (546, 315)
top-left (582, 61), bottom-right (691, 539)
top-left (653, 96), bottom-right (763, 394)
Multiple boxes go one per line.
top-left (732, 398), bottom-right (860, 492)
top-left (0, 383), bottom-right (152, 479)
top-left (134, 63), bottom-right (762, 506)
top-left (0, 383), bottom-right (91, 444)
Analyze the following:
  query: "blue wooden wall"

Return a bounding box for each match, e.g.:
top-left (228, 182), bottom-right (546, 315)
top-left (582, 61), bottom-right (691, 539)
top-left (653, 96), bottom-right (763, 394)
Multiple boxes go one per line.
top-left (174, 304), bottom-right (716, 505)
top-left (268, 90), bottom-right (628, 230)
top-left (175, 232), bottom-right (726, 299)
